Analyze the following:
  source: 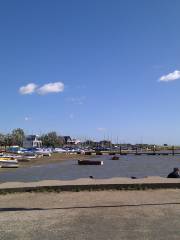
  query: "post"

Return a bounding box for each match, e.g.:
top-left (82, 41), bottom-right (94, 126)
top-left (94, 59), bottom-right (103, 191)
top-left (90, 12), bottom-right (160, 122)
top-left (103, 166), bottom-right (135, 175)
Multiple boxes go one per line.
top-left (136, 147), bottom-right (138, 155)
top-left (172, 145), bottom-right (175, 156)
top-left (119, 145), bottom-right (122, 155)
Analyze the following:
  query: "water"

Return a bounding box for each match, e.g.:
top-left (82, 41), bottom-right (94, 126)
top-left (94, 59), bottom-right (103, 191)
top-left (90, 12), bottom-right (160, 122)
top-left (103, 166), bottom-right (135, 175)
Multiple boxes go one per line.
top-left (0, 154), bottom-right (180, 182)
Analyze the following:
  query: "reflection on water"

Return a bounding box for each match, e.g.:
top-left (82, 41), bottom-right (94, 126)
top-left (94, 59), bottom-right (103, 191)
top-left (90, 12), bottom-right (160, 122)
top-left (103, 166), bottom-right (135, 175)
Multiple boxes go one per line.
top-left (0, 155), bottom-right (180, 182)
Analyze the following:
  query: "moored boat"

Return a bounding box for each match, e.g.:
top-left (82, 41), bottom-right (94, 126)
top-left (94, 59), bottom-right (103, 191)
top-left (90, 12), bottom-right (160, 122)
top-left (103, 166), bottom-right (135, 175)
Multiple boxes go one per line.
top-left (1, 162), bottom-right (19, 168)
top-left (111, 156), bottom-right (119, 160)
top-left (0, 157), bottom-right (18, 162)
top-left (78, 160), bottom-right (103, 165)
top-left (0, 157), bottom-right (19, 168)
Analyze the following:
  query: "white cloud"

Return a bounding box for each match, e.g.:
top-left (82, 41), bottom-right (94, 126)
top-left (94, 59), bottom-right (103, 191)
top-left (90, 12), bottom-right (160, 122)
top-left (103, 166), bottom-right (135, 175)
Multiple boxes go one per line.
top-left (37, 82), bottom-right (64, 95)
top-left (159, 70), bottom-right (180, 82)
top-left (19, 83), bottom-right (37, 95)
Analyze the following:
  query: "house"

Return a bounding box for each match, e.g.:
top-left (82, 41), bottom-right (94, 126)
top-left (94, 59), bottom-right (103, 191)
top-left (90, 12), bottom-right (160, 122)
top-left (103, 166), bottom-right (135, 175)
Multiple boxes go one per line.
top-left (23, 135), bottom-right (42, 148)
top-left (63, 136), bottom-right (81, 145)
top-left (63, 136), bottom-right (72, 144)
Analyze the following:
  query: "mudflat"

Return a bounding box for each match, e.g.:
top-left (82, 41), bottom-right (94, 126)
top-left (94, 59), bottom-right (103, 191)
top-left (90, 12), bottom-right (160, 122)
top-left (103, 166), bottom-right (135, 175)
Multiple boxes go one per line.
top-left (20, 153), bottom-right (92, 167)
top-left (0, 153), bottom-right (93, 174)
top-left (0, 190), bottom-right (180, 240)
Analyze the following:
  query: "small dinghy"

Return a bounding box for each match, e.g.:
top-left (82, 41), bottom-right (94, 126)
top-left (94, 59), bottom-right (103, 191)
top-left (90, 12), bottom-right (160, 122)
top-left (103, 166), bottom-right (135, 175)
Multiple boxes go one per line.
top-left (78, 160), bottom-right (103, 165)
top-left (111, 156), bottom-right (119, 160)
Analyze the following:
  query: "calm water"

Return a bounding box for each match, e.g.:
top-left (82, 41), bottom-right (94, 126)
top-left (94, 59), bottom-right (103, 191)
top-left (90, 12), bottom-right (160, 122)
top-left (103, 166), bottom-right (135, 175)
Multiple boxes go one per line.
top-left (0, 154), bottom-right (180, 182)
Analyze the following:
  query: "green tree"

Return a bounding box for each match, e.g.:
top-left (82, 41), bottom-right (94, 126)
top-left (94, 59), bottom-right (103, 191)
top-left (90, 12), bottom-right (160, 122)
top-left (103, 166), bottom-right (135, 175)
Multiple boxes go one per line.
top-left (11, 128), bottom-right (25, 147)
top-left (41, 131), bottom-right (62, 148)
top-left (4, 134), bottom-right (13, 147)
top-left (0, 133), bottom-right (5, 146)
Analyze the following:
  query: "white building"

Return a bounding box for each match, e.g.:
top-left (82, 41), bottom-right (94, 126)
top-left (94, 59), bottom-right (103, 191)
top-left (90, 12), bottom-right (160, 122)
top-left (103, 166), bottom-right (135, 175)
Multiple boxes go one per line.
top-left (66, 138), bottom-right (81, 145)
top-left (23, 135), bottom-right (42, 148)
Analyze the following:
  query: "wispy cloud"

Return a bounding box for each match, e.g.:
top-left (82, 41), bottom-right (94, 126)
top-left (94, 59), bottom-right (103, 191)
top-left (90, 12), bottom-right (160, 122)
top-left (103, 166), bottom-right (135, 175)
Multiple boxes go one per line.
top-left (97, 127), bottom-right (106, 132)
top-left (24, 117), bottom-right (32, 121)
top-left (19, 82), bottom-right (64, 95)
top-left (37, 82), bottom-right (64, 95)
top-left (68, 96), bottom-right (86, 105)
top-left (159, 70), bottom-right (180, 82)
top-left (19, 83), bottom-right (37, 95)
top-left (69, 113), bottom-right (74, 119)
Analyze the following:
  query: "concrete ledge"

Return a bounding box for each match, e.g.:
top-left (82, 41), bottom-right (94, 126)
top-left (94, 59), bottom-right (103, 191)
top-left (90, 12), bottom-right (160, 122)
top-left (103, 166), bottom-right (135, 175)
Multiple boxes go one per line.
top-left (1, 182), bottom-right (180, 194)
top-left (0, 177), bottom-right (180, 194)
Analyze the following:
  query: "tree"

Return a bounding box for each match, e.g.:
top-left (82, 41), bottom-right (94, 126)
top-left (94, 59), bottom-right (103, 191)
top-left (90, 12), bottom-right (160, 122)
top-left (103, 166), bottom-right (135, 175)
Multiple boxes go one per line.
top-left (41, 131), bottom-right (62, 148)
top-left (83, 140), bottom-right (96, 148)
top-left (0, 133), bottom-right (5, 146)
top-left (11, 128), bottom-right (25, 147)
top-left (4, 134), bottom-right (13, 147)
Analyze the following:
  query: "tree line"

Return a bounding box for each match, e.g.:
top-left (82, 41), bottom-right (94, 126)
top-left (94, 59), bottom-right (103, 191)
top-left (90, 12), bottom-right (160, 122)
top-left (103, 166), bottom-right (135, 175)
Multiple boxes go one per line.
top-left (0, 129), bottom-right (65, 148)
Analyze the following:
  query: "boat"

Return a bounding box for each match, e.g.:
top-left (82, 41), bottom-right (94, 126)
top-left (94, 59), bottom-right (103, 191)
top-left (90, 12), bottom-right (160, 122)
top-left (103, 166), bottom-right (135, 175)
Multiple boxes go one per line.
top-left (120, 152), bottom-right (127, 155)
top-left (78, 160), bottom-right (103, 165)
top-left (109, 152), bottom-right (116, 155)
top-left (17, 155), bottom-right (36, 162)
top-left (35, 149), bottom-right (52, 157)
top-left (111, 156), bottom-right (119, 160)
top-left (0, 157), bottom-right (19, 168)
top-left (1, 162), bottom-right (19, 168)
top-left (0, 157), bottom-right (17, 161)
top-left (146, 152), bottom-right (156, 155)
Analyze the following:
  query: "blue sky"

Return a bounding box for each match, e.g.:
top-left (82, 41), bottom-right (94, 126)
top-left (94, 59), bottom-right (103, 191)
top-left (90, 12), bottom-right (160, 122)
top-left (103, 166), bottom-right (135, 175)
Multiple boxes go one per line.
top-left (0, 0), bottom-right (180, 144)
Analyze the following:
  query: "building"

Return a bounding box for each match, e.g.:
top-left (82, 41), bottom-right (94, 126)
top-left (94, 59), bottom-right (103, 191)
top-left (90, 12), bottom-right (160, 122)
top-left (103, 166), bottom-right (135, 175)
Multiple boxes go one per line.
top-left (23, 135), bottom-right (42, 148)
top-left (63, 136), bottom-right (81, 145)
top-left (63, 136), bottom-right (72, 144)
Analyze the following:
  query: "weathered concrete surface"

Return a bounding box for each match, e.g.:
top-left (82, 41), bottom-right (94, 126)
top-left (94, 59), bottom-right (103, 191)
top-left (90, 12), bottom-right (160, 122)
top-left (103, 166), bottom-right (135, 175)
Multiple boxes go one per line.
top-left (0, 190), bottom-right (180, 240)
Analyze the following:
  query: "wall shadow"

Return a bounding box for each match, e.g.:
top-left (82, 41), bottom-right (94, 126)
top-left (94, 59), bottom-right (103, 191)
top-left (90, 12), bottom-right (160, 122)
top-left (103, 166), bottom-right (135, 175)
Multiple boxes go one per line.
top-left (1, 202), bottom-right (180, 212)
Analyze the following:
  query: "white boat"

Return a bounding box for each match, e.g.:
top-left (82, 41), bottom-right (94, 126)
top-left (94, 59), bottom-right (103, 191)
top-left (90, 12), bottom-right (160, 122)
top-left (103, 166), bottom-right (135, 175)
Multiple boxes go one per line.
top-left (16, 156), bottom-right (35, 162)
top-left (0, 162), bottom-right (19, 168)
top-left (1, 162), bottom-right (19, 168)
top-left (0, 157), bottom-right (18, 163)
top-left (0, 157), bottom-right (19, 168)
top-left (54, 148), bottom-right (67, 153)
top-left (35, 151), bottom-right (51, 157)
top-left (35, 149), bottom-right (52, 157)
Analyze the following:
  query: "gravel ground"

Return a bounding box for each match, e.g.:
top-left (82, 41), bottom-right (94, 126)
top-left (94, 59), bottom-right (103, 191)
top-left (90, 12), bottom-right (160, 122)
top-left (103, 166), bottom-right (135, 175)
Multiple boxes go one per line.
top-left (0, 190), bottom-right (180, 240)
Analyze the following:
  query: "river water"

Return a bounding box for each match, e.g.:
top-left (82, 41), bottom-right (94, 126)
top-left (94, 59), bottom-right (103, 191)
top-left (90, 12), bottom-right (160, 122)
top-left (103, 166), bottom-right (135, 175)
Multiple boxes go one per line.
top-left (0, 154), bottom-right (180, 182)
